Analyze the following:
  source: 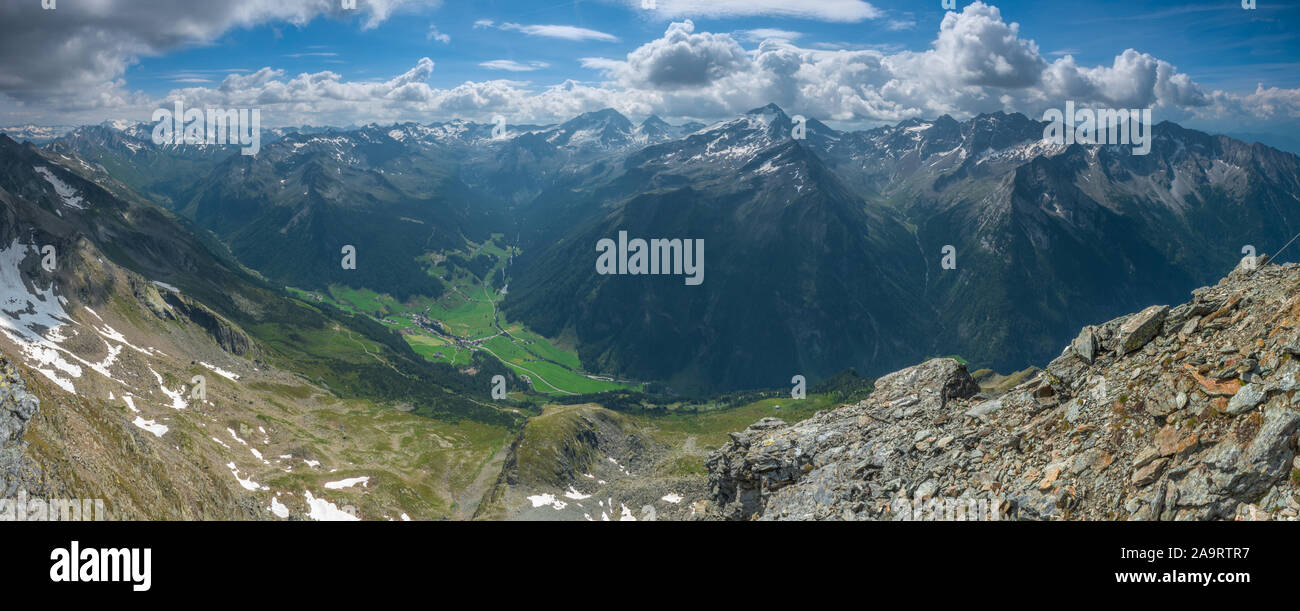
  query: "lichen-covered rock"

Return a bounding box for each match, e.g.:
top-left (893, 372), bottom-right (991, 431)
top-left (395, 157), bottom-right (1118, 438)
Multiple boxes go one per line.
top-left (1115, 305), bottom-right (1169, 354)
top-left (706, 358), bottom-right (983, 521)
top-left (1072, 327), bottom-right (1098, 363)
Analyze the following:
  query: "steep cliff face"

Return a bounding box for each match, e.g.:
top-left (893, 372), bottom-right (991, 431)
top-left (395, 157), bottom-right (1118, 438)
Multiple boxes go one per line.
top-left (159, 292), bottom-right (254, 356)
top-left (707, 258), bottom-right (1300, 521)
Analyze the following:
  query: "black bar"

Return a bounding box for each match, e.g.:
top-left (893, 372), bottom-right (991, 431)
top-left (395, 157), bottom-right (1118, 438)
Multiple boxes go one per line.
top-left (5, 521), bottom-right (1287, 599)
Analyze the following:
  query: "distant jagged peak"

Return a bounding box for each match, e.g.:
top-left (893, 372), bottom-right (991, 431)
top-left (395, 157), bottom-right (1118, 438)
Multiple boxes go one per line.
top-left (640, 114), bottom-right (670, 129)
top-left (98, 119), bottom-right (142, 132)
top-left (745, 102), bottom-right (789, 119)
top-left (563, 107), bottom-right (632, 127)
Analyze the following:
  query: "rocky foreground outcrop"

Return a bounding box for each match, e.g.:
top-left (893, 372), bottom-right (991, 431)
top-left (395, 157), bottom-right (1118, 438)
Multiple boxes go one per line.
top-left (0, 355), bottom-right (42, 498)
top-left (707, 259), bottom-right (1300, 520)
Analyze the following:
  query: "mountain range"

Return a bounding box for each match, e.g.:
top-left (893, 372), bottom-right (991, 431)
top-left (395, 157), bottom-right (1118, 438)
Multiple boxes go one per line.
top-left (3, 102), bottom-right (1300, 521)
top-left (13, 104), bottom-right (1300, 396)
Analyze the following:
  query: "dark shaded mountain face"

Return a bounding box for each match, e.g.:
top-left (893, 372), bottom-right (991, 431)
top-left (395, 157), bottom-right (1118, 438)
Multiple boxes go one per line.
top-left (39, 106), bottom-right (1300, 394)
top-left (503, 106), bottom-right (926, 393)
top-left (850, 115), bottom-right (1300, 378)
top-left (504, 106), bottom-right (1300, 392)
top-left (56, 122), bottom-right (517, 301)
top-left (44, 112), bottom-right (691, 301)
top-left (45, 123), bottom-right (247, 209)
top-left (506, 140), bottom-right (926, 394)
top-left (178, 126), bottom-right (510, 300)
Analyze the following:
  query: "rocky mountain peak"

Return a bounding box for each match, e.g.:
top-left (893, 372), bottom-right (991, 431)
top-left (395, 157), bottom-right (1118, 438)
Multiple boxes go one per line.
top-left (550, 108), bottom-right (634, 147)
top-left (637, 115), bottom-right (674, 140)
top-left (746, 102), bottom-right (787, 116)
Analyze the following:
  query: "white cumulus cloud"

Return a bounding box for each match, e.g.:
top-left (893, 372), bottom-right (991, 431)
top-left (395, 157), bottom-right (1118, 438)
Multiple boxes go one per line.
top-left (2, 1), bottom-right (1294, 137)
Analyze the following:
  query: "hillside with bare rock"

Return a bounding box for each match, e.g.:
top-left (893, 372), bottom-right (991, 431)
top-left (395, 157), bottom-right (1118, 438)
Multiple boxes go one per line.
top-left (706, 257), bottom-right (1300, 521)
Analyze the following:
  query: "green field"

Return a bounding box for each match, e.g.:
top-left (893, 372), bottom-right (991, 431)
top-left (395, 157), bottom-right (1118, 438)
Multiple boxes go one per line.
top-left (637, 394), bottom-right (842, 449)
top-left (288, 234), bottom-right (639, 397)
top-left (506, 327), bottom-right (582, 370)
top-left (405, 333), bottom-right (475, 366)
top-left (481, 335), bottom-right (631, 395)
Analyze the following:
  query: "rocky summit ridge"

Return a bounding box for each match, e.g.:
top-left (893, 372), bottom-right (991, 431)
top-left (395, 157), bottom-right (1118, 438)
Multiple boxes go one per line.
top-left (706, 257), bottom-right (1300, 520)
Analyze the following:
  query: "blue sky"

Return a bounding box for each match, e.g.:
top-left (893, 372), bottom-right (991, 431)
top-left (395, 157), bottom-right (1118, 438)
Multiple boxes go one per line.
top-left (125, 1), bottom-right (1299, 94)
top-left (1, 0), bottom-right (1297, 138)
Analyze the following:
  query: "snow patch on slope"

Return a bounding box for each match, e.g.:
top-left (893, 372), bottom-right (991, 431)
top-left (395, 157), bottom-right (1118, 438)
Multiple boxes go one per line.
top-left (34, 166), bottom-right (87, 210)
top-left (0, 240), bottom-right (81, 393)
top-left (200, 361), bottom-right (240, 381)
top-left (269, 496), bottom-right (290, 519)
top-left (324, 476), bottom-right (369, 489)
top-left (132, 417), bottom-right (168, 437)
top-left (304, 490), bottom-right (360, 521)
